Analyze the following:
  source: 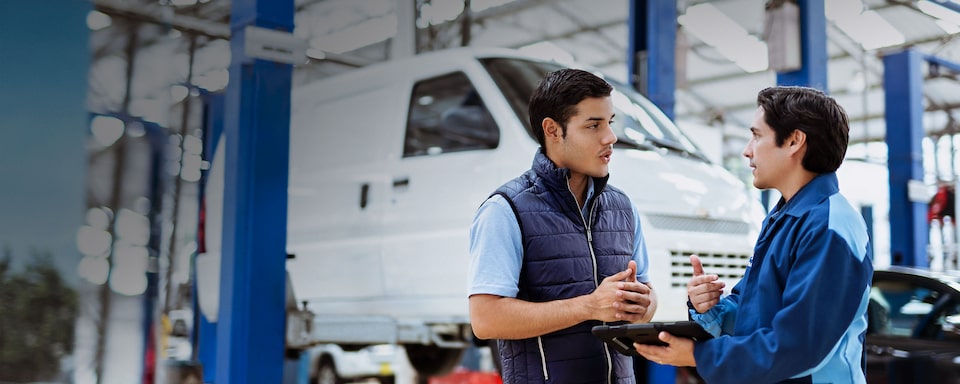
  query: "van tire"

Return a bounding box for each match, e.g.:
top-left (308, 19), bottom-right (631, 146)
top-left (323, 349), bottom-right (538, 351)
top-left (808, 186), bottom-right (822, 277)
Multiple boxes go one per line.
top-left (403, 345), bottom-right (464, 377)
top-left (315, 358), bottom-right (342, 384)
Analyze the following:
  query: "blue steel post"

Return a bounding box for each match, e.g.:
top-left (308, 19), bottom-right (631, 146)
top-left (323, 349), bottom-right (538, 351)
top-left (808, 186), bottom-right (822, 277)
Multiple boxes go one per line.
top-left (195, 91), bottom-right (224, 382)
top-left (628, 0), bottom-right (677, 119)
top-left (775, 0), bottom-right (827, 90)
top-left (770, 0), bottom-right (827, 213)
top-left (216, 0), bottom-right (294, 383)
top-left (883, 50), bottom-right (929, 267)
top-left (629, 2), bottom-right (678, 383)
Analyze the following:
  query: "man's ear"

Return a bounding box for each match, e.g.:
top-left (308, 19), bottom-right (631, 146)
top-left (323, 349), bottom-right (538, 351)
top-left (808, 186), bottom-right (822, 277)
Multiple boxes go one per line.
top-left (543, 118), bottom-right (562, 142)
top-left (788, 129), bottom-right (806, 154)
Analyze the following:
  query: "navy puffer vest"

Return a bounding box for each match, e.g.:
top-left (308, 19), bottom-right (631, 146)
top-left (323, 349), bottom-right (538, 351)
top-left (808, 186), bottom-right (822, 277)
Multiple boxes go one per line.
top-left (493, 149), bottom-right (636, 384)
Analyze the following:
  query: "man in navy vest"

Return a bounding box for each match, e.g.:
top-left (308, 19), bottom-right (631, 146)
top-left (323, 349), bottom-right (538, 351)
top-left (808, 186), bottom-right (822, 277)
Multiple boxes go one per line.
top-left (469, 68), bottom-right (657, 384)
top-left (635, 86), bottom-right (872, 383)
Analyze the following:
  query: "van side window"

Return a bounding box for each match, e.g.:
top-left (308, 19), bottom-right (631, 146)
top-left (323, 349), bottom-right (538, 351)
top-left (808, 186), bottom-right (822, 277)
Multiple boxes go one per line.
top-left (405, 72), bottom-right (499, 157)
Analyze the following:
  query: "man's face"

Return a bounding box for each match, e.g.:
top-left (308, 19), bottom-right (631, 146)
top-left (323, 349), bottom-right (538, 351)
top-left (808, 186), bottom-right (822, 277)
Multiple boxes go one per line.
top-left (550, 96), bottom-right (617, 179)
top-left (743, 107), bottom-right (792, 190)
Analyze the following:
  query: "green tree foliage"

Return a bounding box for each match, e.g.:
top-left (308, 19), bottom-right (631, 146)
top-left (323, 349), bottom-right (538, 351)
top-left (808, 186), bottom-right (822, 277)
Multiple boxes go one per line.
top-left (0, 249), bottom-right (78, 382)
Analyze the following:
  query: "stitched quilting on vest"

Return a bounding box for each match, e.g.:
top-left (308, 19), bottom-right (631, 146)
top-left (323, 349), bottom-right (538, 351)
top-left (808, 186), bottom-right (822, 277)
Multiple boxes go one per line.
top-left (492, 151), bottom-right (636, 384)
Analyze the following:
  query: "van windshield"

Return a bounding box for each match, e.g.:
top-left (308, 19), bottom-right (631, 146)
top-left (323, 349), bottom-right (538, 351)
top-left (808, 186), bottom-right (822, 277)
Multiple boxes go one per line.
top-left (481, 57), bottom-right (707, 162)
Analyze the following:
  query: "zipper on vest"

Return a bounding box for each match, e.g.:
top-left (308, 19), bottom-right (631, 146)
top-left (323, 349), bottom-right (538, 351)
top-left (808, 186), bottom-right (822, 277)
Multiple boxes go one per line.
top-left (585, 200), bottom-right (600, 287)
top-left (585, 199), bottom-right (613, 383)
top-left (537, 336), bottom-right (549, 381)
top-left (572, 186), bottom-right (613, 382)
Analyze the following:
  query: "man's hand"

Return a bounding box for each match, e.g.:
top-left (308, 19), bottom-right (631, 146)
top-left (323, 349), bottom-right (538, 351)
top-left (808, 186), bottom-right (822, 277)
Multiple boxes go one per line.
top-left (634, 332), bottom-right (697, 367)
top-left (686, 255), bottom-right (724, 313)
top-left (591, 261), bottom-right (655, 323)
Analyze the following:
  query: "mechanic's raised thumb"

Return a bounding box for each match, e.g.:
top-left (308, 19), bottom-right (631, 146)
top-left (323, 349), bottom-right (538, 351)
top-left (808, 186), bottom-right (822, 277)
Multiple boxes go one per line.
top-left (690, 254), bottom-right (705, 277)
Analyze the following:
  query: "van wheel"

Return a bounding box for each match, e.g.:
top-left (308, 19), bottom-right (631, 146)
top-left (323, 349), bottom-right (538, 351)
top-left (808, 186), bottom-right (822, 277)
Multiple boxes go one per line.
top-left (316, 359), bottom-right (342, 384)
top-left (404, 345), bottom-right (464, 377)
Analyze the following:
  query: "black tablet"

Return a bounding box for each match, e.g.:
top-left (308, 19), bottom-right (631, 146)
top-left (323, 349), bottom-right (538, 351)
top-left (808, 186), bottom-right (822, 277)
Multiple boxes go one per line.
top-left (591, 321), bottom-right (714, 356)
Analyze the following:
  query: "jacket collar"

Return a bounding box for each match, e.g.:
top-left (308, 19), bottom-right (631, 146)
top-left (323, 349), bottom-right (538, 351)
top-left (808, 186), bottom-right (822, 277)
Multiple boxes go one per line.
top-left (773, 172), bottom-right (839, 218)
top-left (531, 147), bottom-right (609, 197)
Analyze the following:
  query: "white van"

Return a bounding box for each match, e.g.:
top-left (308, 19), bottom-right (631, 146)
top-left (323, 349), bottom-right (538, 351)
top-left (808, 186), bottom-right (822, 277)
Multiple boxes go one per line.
top-left (201, 47), bottom-right (764, 376)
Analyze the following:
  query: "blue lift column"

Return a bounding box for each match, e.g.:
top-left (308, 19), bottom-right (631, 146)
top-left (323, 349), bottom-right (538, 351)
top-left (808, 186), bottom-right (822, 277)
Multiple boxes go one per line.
top-left (196, 91), bottom-right (225, 382)
top-left (216, 0), bottom-right (295, 383)
top-left (775, 0), bottom-right (827, 90)
top-left (770, 0), bottom-right (827, 212)
top-left (883, 50), bottom-right (928, 267)
top-left (628, 0), bottom-right (676, 119)
top-left (628, 2), bottom-right (676, 383)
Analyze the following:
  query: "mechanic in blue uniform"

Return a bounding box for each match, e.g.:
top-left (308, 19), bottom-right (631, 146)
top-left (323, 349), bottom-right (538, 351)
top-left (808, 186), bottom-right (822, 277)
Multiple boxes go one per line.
top-left (468, 68), bottom-right (657, 384)
top-left (635, 86), bottom-right (872, 383)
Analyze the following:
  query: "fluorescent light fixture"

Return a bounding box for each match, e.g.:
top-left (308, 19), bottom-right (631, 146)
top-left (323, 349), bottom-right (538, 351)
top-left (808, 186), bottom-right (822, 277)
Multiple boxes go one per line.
top-left (110, 265), bottom-right (147, 296)
top-left (76, 226), bottom-right (111, 256)
top-left (833, 10), bottom-right (904, 50)
top-left (846, 70), bottom-right (867, 92)
top-left (170, 84), bottom-right (189, 103)
top-left (86, 10), bottom-right (111, 31)
top-left (919, 0), bottom-right (960, 25)
top-left (825, 0), bottom-right (863, 20)
top-left (678, 3), bottom-right (768, 73)
top-left (472, 0), bottom-right (517, 13)
top-left (826, 0), bottom-right (904, 50)
top-left (936, 19), bottom-right (960, 34)
top-left (417, 0), bottom-right (465, 27)
top-left (306, 48), bottom-right (326, 60)
top-left (517, 41), bottom-right (575, 64)
top-left (90, 115), bottom-right (124, 147)
top-left (314, 14), bottom-right (397, 54)
top-left (78, 255), bottom-right (109, 285)
top-left (86, 207), bottom-right (112, 231)
top-left (194, 69), bottom-right (229, 92)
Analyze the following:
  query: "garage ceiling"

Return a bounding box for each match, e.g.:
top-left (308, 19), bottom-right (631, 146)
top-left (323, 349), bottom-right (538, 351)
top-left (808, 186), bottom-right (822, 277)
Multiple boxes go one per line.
top-left (87, 0), bottom-right (960, 164)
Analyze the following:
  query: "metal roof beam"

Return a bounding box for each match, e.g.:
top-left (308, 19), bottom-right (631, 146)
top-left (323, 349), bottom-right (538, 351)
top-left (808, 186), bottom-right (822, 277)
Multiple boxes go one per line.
top-left (93, 0), bottom-right (230, 39)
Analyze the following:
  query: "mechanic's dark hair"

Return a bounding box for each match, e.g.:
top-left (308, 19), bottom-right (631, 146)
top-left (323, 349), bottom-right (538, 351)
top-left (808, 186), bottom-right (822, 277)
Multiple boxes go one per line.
top-left (529, 68), bottom-right (613, 147)
top-left (757, 86), bottom-right (850, 173)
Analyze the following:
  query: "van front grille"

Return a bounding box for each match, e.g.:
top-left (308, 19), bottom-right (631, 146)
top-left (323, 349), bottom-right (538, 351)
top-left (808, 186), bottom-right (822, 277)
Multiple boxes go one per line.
top-left (646, 214), bottom-right (751, 235)
top-left (669, 250), bottom-right (751, 288)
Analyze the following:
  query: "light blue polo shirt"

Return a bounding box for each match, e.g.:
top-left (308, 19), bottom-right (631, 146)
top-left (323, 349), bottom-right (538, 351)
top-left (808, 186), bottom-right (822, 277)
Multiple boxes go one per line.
top-left (468, 179), bottom-right (649, 298)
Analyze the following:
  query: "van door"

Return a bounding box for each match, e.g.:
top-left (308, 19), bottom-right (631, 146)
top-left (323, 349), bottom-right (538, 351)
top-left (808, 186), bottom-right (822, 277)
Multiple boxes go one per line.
top-left (381, 71), bottom-right (503, 317)
top-left (285, 83), bottom-right (402, 305)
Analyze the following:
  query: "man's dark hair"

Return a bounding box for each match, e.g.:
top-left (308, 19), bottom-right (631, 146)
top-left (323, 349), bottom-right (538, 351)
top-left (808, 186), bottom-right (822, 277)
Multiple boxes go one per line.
top-left (757, 86), bottom-right (850, 173)
top-left (528, 68), bottom-right (613, 147)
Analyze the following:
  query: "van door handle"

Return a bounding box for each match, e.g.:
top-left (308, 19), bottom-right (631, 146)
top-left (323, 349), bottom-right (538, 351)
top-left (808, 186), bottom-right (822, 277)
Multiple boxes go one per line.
top-left (360, 183), bottom-right (369, 209)
top-left (392, 178), bottom-right (410, 188)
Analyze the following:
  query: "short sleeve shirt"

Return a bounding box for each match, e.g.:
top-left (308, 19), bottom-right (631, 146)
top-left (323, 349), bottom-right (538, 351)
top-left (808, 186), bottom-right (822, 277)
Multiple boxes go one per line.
top-left (468, 180), bottom-right (649, 298)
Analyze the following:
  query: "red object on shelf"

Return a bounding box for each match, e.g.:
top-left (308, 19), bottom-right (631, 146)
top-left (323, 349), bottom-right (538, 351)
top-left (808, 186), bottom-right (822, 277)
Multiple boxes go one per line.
top-left (428, 368), bottom-right (502, 384)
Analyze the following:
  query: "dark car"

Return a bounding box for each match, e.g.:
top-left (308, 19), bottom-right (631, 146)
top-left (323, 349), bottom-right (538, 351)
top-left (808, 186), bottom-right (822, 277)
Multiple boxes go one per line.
top-left (866, 265), bottom-right (960, 383)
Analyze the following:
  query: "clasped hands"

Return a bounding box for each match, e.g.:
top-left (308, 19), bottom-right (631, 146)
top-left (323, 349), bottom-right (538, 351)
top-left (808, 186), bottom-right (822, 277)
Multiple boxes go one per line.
top-left (591, 260), bottom-right (653, 323)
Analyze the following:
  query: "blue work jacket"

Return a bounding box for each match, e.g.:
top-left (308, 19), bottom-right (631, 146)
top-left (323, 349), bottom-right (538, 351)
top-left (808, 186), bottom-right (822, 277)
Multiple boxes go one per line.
top-left (692, 172), bottom-right (872, 384)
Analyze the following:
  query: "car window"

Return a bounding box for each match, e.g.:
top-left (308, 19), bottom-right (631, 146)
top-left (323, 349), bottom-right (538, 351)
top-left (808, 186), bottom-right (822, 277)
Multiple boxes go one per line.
top-left (404, 72), bottom-right (499, 157)
top-left (870, 279), bottom-right (960, 340)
